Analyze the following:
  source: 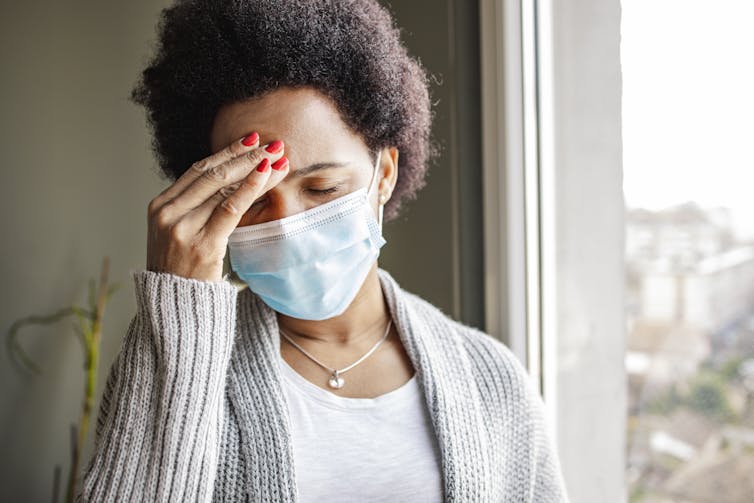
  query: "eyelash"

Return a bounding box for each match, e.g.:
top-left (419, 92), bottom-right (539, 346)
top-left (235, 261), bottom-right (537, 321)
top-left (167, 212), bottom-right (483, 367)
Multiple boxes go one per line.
top-left (307, 186), bottom-right (340, 195)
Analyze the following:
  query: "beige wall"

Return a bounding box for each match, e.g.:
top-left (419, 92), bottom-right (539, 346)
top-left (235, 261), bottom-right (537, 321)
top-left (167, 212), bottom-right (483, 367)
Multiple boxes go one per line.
top-left (1, 1), bottom-right (173, 500)
top-left (0, 1), bottom-right (466, 500)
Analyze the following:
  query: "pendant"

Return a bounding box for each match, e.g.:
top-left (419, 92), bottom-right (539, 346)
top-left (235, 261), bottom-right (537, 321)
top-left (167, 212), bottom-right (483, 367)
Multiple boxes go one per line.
top-left (328, 370), bottom-right (345, 389)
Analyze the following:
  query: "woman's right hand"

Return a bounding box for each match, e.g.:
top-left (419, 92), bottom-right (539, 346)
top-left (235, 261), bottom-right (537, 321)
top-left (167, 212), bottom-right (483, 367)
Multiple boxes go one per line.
top-left (145, 132), bottom-right (290, 282)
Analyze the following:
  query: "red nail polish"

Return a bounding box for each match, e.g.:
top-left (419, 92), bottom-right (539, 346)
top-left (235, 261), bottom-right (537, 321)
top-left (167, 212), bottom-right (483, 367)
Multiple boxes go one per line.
top-left (271, 157), bottom-right (289, 171)
top-left (256, 158), bottom-right (270, 172)
top-left (242, 131), bottom-right (259, 146)
top-left (265, 140), bottom-right (284, 154)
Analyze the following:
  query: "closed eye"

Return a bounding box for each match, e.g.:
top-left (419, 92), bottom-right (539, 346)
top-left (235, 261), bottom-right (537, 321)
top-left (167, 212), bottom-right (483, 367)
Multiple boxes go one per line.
top-left (307, 186), bottom-right (340, 195)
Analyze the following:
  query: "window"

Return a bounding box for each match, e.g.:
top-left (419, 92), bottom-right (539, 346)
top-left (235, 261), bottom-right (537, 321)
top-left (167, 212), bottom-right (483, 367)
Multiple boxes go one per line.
top-left (481, 0), bottom-right (625, 501)
top-left (482, 0), bottom-right (753, 501)
top-left (622, 1), bottom-right (754, 501)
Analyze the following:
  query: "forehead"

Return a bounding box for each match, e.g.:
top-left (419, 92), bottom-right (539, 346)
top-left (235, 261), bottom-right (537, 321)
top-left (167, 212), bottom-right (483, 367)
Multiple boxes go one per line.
top-left (210, 86), bottom-right (370, 167)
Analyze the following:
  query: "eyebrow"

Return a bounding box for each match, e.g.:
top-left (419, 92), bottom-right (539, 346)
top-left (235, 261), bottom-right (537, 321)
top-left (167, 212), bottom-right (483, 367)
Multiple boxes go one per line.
top-left (292, 161), bottom-right (351, 177)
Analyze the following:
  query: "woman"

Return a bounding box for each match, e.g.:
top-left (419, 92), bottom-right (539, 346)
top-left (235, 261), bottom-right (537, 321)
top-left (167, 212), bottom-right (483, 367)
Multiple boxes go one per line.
top-left (78, 0), bottom-right (569, 501)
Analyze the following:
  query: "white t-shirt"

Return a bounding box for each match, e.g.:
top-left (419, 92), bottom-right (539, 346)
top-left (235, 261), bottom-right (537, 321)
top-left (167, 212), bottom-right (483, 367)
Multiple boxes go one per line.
top-left (279, 355), bottom-right (444, 502)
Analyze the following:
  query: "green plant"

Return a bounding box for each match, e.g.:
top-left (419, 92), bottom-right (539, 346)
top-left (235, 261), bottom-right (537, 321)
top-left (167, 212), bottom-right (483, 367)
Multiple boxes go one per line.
top-left (686, 370), bottom-right (735, 421)
top-left (5, 257), bottom-right (120, 503)
top-left (719, 355), bottom-right (745, 381)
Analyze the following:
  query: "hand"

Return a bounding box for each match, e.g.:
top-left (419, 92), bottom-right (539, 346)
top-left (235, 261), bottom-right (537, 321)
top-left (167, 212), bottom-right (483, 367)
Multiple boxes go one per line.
top-left (145, 132), bottom-right (289, 282)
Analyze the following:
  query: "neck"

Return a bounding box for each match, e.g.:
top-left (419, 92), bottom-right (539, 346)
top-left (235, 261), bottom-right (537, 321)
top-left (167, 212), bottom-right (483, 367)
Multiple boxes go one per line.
top-left (275, 263), bottom-right (390, 347)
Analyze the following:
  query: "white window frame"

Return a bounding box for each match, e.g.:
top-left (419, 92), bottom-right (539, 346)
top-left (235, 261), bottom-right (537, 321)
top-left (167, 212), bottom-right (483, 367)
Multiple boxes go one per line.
top-left (479, 0), bottom-right (546, 405)
top-left (480, 1), bottom-right (626, 501)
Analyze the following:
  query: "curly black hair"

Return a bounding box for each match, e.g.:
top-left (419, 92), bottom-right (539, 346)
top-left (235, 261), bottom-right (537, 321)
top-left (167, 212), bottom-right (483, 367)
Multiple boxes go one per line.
top-left (130, 0), bottom-right (440, 221)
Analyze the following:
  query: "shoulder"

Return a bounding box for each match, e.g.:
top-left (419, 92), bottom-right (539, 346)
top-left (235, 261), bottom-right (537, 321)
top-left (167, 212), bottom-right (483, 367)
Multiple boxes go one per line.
top-left (379, 268), bottom-right (536, 400)
top-left (394, 278), bottom-right (570, 501)
top-left (399, 285), bottom-right (535, 399)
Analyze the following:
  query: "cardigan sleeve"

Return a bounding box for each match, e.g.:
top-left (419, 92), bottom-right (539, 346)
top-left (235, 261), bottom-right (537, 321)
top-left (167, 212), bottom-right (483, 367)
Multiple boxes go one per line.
top-left (76, 269), bottom-right (238, 502)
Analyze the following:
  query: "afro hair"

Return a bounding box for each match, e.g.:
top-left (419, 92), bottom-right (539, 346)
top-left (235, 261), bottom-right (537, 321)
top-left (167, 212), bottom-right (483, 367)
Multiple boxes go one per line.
top-left (130, 0), bottom-right (441, 221)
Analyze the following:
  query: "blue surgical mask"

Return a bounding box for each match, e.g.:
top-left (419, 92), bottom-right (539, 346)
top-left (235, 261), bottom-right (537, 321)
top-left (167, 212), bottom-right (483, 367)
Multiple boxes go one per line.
top-left (226, 150), bottom-right (386, 320)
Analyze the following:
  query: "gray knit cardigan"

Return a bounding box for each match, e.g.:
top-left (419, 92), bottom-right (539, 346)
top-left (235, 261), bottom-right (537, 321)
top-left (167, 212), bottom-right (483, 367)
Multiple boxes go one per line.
top-left (77, 267), bottom-right (570, 502)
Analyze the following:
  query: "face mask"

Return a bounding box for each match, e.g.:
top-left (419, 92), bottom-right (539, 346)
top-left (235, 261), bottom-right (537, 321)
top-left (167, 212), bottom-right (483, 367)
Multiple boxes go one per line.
top-left (226, 149), bottom-right (387, 320)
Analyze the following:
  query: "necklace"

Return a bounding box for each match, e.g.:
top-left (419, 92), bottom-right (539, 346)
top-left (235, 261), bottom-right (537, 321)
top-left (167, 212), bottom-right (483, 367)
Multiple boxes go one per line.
top-left (278, 319), bottom-right (393, 389)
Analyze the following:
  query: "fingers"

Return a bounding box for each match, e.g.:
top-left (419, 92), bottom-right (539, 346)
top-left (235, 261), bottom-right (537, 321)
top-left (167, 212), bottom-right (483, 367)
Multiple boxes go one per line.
top-left (159, 140), bottom-right (287, 220)
top-left (149, 131), bottom-right (261, 215)
top-left (198, 156), bottom-right (291, 238)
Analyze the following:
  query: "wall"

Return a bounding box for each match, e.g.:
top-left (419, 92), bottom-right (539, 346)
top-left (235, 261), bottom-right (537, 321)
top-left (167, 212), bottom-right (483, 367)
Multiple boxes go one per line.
top-left (378, 0), bottom-right (484, 326)
top-left (0, 1), bottom-right (479, 500)
top-left (0, 1), bottom-right (172, 501)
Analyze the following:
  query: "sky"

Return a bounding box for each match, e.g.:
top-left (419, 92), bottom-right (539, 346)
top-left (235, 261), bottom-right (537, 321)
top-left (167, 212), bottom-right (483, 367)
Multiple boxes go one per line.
top-left (621, 0), bottom-right (754, 240)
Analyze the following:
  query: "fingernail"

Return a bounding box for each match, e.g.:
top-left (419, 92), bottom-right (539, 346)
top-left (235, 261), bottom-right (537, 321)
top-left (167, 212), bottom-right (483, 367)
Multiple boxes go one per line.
top-left (256, 158), bottom-right (270, 172)
top-left (271, 157), bottom-right (289, 171)
top-left (265, 140), bottom-right (284, 154)
top-left (242, 131), bottom-right (259, 146)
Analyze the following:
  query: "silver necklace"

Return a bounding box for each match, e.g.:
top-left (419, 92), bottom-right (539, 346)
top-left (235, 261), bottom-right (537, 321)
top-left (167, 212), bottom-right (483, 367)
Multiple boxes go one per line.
top-left (279, 319), bottom-right (393, 389)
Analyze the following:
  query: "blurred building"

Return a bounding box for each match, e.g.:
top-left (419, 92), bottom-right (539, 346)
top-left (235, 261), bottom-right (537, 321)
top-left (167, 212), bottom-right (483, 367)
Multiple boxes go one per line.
top-left (626, 203), bottom-right (754, 389)
top-left (625, 202), bottom-right (754, 502)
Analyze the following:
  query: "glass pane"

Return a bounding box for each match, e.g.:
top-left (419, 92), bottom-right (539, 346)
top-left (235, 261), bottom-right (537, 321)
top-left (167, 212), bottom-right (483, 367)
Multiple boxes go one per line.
top-left (622, 1), bottom-right (754, 501)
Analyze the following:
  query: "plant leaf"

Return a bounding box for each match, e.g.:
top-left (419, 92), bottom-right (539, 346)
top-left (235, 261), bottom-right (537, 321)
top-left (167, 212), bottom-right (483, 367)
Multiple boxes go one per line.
top-left (105, 282), bottom-right (121, 302)
top-left (87, 278), bottom-right (96, 310)
top-left (5, 307), bottom-right (78, 375)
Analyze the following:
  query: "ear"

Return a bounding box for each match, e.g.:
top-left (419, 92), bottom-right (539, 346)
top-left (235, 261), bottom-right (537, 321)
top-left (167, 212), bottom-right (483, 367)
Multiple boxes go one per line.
top-left (377, 146), bottom-right (399, 203)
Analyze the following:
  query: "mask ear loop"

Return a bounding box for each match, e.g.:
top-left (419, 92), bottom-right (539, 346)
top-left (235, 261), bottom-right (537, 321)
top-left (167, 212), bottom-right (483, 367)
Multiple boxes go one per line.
top-left (367, 149), bottom-right (384, 230)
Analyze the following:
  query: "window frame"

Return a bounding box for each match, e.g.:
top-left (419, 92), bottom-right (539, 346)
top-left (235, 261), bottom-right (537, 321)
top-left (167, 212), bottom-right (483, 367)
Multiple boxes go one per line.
top-left (480, 1), bottom-right (627, 501)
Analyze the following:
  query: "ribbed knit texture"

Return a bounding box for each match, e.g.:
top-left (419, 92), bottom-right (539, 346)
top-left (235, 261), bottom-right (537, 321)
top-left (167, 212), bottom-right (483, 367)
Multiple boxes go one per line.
top-left (76, 267), bottom-right (570, 502)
